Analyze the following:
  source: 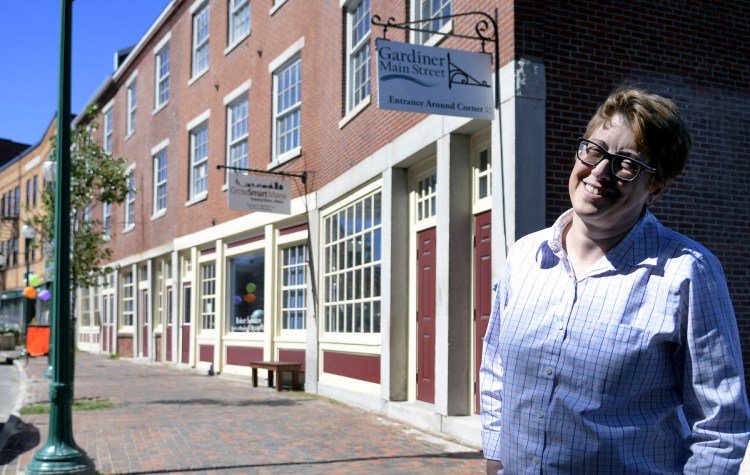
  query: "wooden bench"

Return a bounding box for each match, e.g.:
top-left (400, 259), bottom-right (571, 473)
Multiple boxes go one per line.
top-left (249, 361), bottom-right (302, 392)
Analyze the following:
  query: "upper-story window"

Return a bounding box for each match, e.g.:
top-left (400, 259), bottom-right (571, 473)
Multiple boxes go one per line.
top-left (154, 36), bottom-right (170, 110)
top-left (103, 104), bottom-right (113, 154)
top-left (192, 2), bottom-right (210, 78)
top-left (228, 0), bottom-right (251, 48)
top-left (272, 54), bottom-right (301, 163)
top-left (103, 202), bottom-right (112, 239)
top-left (413, 0), bottom-right (451, 45)
top-left (153, 144), bottom-right (168, 216)
top-left (189, 122), bottom-right (209, 200)
top-left (126, 77), bottom-right (137, 136)
top-left (345, 0), bottom-right (371, 113)
top-left (226, 96), bottom-right (249, 174)
top-left (124, 171), bottom-right (136, 231)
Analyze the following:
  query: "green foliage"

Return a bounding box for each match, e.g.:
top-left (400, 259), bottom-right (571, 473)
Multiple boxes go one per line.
top-left (31, 104), bottom-right (133, 292)
top-left (20, 398), bottom-right (115, 414)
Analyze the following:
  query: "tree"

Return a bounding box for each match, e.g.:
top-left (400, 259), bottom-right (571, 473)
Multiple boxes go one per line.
top-left (32, 104), bottom-right (132, 310)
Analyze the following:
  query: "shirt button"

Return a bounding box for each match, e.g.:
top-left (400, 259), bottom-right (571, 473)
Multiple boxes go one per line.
top-left (532, 456), bottom-right (541, 465)
top-left (537, 411), bottom-right (545, 419)
top-left (545, 367), bottom-right (553, 376)
top-left (558, 323), bottom-right (564, 330)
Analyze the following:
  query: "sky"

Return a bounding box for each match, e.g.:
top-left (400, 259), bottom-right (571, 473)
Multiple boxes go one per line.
top-left (0, 0), bottom-right (172, 146)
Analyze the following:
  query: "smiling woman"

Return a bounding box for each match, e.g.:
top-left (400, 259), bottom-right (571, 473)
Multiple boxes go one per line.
top-left (480, 87), bottom-right (750, 475)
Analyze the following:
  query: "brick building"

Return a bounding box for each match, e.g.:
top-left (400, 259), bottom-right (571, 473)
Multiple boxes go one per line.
top-left (8, 0), bottom-right (747, 447)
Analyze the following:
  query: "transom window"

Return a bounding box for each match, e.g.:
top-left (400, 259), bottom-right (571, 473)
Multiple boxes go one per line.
top-left (346, 0), bottom-right (371, 113)
top-left (200, 262), bottom-right (216, 330)
top-left (228, 0), bottom-right (251, 47)
top-left (273, 56), bottom-right (301, 161)
top-left (227, 97), bottom-right (249, 173)
top-left (190, 123), bottom-right (209, 199)
top-left (323, 190), bottom-right (382, 334)
top-left (281, 244), bottom-right (306, 330)
top-left (475, 146), bottom-right (491, 201)
top-left (192, 3), bottom-right (210, 77)
top-left (416, 172), bottom-right (437, 221)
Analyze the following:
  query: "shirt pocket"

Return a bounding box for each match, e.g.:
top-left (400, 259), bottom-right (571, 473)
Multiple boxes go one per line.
top-left (566, 323), bottom-right (668, 398)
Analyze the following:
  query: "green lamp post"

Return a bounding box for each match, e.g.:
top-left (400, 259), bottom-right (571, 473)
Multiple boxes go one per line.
top-left (26, 0), bottom-right (95, 473)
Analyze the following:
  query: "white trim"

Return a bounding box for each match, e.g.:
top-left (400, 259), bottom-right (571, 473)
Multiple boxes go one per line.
top-left (186, 109), bottom-right (211, 130)
top-left (223, 79), bottom-right (252, 105)
top-left (338, 96), bottom-right (371, 129)
top-left (126, 70), bottom-right (138, 86)
top-left (269, 0), bottom-right (288, 16)
top-left (268, 37), bottom-right (305, 73)
top-left (184, 192), bottom-right (208, 208)
top-left (151, 138), bottom-right (170, 156)
top-left (152, 31), bottom-right (172, 55)
top-left (102, 98), bottom-right (114, 112)
top-left (189, 0), bottom-right (208, 14)
top-left (187, 68), bottom-right (209, 87)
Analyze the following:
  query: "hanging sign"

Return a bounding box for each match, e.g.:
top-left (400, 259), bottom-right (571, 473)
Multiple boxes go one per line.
top-left (227, 173), bottom-right (291, 214)
top-left (376, 38), bottom-right (494, 120)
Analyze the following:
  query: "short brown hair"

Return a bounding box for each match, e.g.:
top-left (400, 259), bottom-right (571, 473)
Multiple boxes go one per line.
top-left (584, 87), bottom-right (692, 182)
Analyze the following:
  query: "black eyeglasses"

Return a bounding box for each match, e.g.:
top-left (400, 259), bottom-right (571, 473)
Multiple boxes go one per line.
top-left (576, 137), bottom-right (656, 182)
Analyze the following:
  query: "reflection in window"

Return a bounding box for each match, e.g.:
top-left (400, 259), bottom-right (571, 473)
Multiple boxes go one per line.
top-left (323, 190), bottom-right (381, 334)
top-left (200, 262), bottom-right (216, 330)
top-left (229, 252), bottom-right (265, 332)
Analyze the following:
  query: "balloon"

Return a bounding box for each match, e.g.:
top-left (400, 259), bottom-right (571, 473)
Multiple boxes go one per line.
top-left (243, 293), bottom-right (256, 303)
top-left (38, 289), bottom-right (51, 301)
top-left (29, 275), bottom-right (42, 287)
top-left (245, 283), bottom-right (256, 293)
top-left (233, 295), bottom-right (242, 305)
top-left (23, 286), bottom-right (37, 299)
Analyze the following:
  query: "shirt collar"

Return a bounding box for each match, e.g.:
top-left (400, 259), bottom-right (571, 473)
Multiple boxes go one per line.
top-left (536, 209), bottom-right (661, 270)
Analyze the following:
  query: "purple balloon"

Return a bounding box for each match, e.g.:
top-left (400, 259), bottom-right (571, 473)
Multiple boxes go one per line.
top-left (38, 289), bottom-right (51, 301)
top-left (233, 295), bottom-right (243, 305)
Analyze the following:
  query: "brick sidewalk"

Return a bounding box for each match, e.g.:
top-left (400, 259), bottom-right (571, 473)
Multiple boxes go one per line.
top-left (1, 353), bottom-right (484, 474)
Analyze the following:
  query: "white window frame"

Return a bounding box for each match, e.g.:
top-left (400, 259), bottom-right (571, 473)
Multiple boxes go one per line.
top-left (269, 0), bottom-right (288, 16)
top-left (472, 129), bottom-right (492, 212)
top-left (269, 38), bottom-right (304, 166)
top-left (411, 0), bottom-right (452, 46)
top-left (103, 202), bottom-right (112, 239)
top-left (227, 0), bottom-right (251, 51)
top-left (200, 262), bottom-right (216, 331)
top-left (344, 0), bottom-right (371, 115)
top-left (103, 101), bottom-right (114, 154)
top-left (121, 271), bottom-right (134, 329)
top-left (280, 243), bottom-right (307, 331)
top-left (322, 185), bottom-right (382, 339)
top-left (124, 166), bottom-right (136, 232)
top-left (126, 73), bottom-right (137, 137)
top-left (187, 110), bottom-right (210, 203)
top-left (191, 1), bottom-right (210, 80)
top-left (225, 96), bottom-right (249, 181)
top-left (152, 139), bottom-right (169, 218)
top-left (153, 33), bottom-right (171, 112)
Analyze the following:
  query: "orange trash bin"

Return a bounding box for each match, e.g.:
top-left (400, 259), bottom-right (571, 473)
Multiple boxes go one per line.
top-left (26, 325), bottom-right (50, 356)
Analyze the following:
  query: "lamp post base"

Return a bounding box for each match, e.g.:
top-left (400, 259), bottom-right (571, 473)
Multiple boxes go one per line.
top-left (26, 443), bottom-right (95, 474)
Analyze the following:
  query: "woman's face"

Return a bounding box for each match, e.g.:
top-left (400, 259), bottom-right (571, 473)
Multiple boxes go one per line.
top-left (568, 114), bottom-right (662, 236)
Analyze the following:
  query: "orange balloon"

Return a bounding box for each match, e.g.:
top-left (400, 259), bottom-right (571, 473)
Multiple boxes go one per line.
top-left (243, 293), bottom-right (256, 303)
top-left (23, 286), bottom-right (37, 299)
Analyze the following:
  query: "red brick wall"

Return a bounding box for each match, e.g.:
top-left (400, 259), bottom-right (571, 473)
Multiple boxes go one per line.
top-left (117, 335), bottom-right (133, 358)
top-left (517, 1), bottom-right (750, 385)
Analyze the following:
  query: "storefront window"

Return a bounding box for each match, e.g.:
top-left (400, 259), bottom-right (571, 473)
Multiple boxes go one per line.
top-left (228, 252), bottom-right (265, 332)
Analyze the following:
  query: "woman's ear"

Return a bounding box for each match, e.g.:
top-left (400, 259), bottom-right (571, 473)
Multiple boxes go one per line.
top-left (646, 179), bottom-right (670, 207)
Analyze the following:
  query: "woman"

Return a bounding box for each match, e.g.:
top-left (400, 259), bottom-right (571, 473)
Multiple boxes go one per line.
top-left (480, 87), bottom-right (750, 474)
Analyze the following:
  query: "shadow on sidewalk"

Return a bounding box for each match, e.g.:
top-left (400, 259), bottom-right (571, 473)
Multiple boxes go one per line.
top-left (0, 415), bottom-right (40, 465)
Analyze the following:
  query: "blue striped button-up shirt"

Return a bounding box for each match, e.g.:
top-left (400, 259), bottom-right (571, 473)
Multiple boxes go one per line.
top-left (480, 210), bottom-right (750, 474)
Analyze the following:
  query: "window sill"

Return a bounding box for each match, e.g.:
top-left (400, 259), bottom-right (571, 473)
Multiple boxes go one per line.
top-left (123, 225), bottom-right (135, 234)
top-left (151, 210), bottom-right (166, 221)
top-left (152, 101), bottom-right (169, 116)
top-left (268, 147), bottom-right (301, 170)
top-left (185, 192), bottom-right (208, 208)
top-left (269, 0), bottom-right (288, 16)
top-left (339, 95), bottom-right (371, 129)
top-left (224, 31), bottom-right (251, 56)
top-left (124, 130), bottom-right (136, 141)
top-left (188, 68), bottom-right (209, 87)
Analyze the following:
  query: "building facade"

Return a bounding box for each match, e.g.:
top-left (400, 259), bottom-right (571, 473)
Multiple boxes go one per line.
top-left (4, 0), bottom-right (747, 447)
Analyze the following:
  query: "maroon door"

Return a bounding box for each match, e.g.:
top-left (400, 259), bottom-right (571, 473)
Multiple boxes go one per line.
top-left (141, 289), bottom-right (149, 357)
top-left (417, 227), bottom-right (436, 404)
top-left (181, 285), bottom-right (191, 364)
top-left (474, 211), bottom-right (492, 413)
